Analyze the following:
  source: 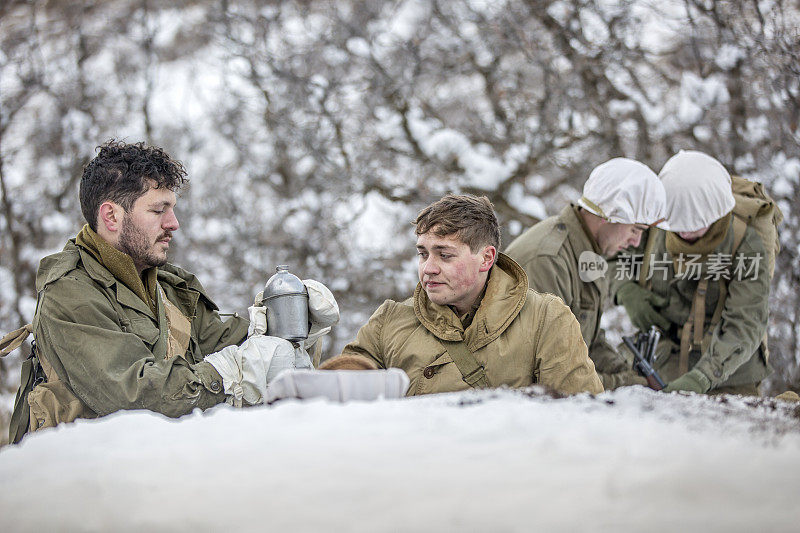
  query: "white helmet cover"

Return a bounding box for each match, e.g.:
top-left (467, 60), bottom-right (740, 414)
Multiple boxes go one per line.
top-left (658, 150), bottom-right (735, 233)
top-left (577, 158), bottom-right (667, 226)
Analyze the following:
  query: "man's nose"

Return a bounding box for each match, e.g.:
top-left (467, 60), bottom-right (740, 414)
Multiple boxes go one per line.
top-left (423, 258), bottom-right (440, 275)
top-left (630, 233), bottom-right (641, 248)
top-left (163, 210), bottom-right (179, 231)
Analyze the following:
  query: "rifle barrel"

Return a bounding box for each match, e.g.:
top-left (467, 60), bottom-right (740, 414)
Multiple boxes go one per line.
top-left (648, 328), bottom-right (661, 364)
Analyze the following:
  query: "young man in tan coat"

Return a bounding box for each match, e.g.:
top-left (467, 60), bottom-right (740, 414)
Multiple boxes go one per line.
top-left (333, 194), bottom-right (603, 396)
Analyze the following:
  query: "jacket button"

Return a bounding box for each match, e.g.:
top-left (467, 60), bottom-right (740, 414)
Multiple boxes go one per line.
top-left (423, 367), bottom-right (435, 379)
top-left (713, 369), bottom-right (722, 378)
top-left (210, 380), bottom-right (221, 392)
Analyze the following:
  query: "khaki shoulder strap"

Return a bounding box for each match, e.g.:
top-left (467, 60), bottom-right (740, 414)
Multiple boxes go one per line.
top-left (638, 229), bottom-right (661, 289)
top-left (710, 216), bottom-right (748, 327)
top-left (439, 339), bottom-right (489, 389)
top-left (731, 215), bottom-right (748, 258)
top-left (679, 278), bottom-right (709, 375)
top-left (157, 284), bottom-right (192, 360)
top-left (1, 323), bottom-right (57, 382)
top-left (682, 216), bottom-right (750, 374)
top-left (0, 324), bottom-right (33, 357)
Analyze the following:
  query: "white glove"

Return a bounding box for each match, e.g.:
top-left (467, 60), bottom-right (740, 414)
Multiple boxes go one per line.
top-left (204, 335), bottom-right (295, 406)
top-left (265, 369), bottom-right (410, 404)
top-left (247, 291), bottom-right (267, 337)
top-left (305, 279), bottom-right (339, 329)
top-left (301, 279), bottom-right (340, 350)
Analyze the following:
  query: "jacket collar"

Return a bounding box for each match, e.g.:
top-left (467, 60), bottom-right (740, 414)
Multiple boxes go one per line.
top-left (562, 205), bottom-right (607, 293)
top-left (563, 204), bottom-right (601, 255)
top-left (413, 252), bottom-right (528, 351)
top-left (75, 225), bottom-right (158, 313)
top-left (69, 240), bottom-right (158, 320)
top-left (37, 240), bottom-right (201, 321)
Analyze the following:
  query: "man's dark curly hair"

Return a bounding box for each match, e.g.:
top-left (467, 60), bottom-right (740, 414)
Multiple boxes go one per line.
top-left (80, 140), bottom-right (188, 231)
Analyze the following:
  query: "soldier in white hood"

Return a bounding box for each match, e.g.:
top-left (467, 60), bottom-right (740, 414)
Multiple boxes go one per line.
top-left (614, 151), bottom-right (772, 394)
top-left (506, 158), bottom-right (668, 389)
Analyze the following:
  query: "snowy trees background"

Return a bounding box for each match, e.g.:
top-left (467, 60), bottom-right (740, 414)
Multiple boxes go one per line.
top-left (1, 0), bottom-right (799, 441)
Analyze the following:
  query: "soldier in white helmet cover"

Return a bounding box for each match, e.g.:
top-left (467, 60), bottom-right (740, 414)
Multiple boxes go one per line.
top-left (506, 158), bottom-right (667, 390)
top-left (613, 150), bottom-right (772, 395)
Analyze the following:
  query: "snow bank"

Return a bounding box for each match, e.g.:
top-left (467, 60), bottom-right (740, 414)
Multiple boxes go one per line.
top-left (0, 387), bottom-right (798, 532)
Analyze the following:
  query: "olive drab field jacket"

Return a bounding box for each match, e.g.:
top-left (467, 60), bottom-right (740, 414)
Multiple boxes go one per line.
top-left (505, 205), bottom-right (641, 389)
top-left (10, 239), bottom-right (248, 442)
top-left (619, 221), bottom-right (771, 390)
top-left (340, 253), bottom-right (603, 396)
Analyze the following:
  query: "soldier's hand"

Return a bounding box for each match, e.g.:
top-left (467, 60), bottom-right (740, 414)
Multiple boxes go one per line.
top-left (204, 335), bottom-right (312, 406)
top-left (247, 291), bottom-right (267, 337)
top-left (615, 282), bottom-right (670, 332)
top-left (776, 391), bottom-right (800, 402)
top-left (600, 369), bottom-right (648, 390)
top-left (663, 369), bottom-right (711, 394)
top-left (301, 279), bottom-right (340, 351)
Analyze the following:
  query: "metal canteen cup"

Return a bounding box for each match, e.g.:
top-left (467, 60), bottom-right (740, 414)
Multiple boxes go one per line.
top-left (261, 265), bottom-right (309, 342)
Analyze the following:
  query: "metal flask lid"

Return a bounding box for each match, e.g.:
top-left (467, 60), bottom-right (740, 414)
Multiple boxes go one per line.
top-left (262, 265), bottom-right (309, 342)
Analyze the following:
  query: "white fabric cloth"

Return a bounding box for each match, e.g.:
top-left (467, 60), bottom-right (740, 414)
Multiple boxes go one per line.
top-left (265, 369), bottom-right (410, 404)
top-left (204, 335), bottom-right (296, 406)
top-left (658, 150), bottom-right (735, 232)
top-left (576, 158), bottom-right (667, 227)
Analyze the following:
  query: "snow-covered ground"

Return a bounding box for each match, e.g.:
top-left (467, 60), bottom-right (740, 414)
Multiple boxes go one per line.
top-left (1, 386), bottom-right (798, 532)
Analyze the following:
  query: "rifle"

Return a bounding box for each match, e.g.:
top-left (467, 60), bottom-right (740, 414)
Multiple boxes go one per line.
top-left (638, 325), bottom-right (661, 366)
top-left (622, 328), bottom-right (666, 391)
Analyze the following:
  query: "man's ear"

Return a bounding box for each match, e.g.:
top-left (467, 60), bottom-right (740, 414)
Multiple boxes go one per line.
top-left (479, 246), bottom-right (497, 272)
top-left (98, 201), bottom-right (123, 233)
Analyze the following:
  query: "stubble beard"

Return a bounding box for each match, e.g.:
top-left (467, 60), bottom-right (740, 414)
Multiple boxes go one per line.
top-left (119, 219), bottom-right (169, 270)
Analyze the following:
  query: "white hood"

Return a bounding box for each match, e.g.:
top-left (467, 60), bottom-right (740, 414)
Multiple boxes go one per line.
top-left (576, 158), bottom-right (667, 226)
top-left (658, 150), bottom-right (735, 232)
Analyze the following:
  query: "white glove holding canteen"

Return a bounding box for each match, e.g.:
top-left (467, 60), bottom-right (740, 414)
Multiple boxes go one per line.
top-left (204, 335), bottom-right (295, 406)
